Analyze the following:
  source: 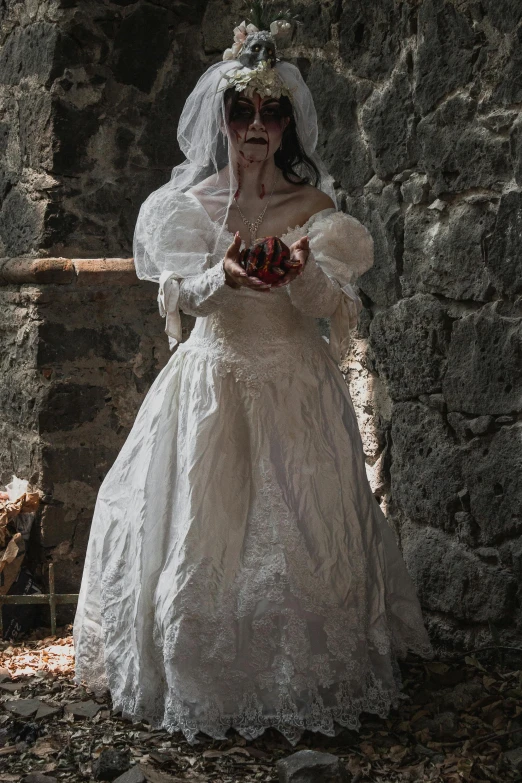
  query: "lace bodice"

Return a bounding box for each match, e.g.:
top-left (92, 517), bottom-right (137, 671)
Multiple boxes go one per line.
top-left (139, 190), bottom-right (374, 394)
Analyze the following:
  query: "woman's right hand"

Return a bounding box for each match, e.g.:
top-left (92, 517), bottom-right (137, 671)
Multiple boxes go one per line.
top-left (223, 232), bottom-right (271, 292)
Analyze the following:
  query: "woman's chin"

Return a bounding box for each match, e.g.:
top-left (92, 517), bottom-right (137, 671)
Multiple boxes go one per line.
top-left (242, 154), bottom-right (273, 165)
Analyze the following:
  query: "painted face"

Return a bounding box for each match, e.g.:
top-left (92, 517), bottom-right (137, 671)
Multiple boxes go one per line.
top-left (226, 92), bottom-right (289, 164)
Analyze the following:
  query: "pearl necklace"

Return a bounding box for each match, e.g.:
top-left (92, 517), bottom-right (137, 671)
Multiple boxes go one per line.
top-left (233, 172), bottom-right (278, 245)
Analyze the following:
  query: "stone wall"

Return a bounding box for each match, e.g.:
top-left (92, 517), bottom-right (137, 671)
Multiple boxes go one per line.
top-left (0, 0), bottom-right (209, 259)
top-left (0, 0), bottom-right (521, 648)
top-left (0, 257), bottom-right (176, 607)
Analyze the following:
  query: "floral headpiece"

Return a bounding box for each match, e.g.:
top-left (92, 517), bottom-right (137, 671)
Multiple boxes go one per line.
top-left (220, 60), bottom-right (293, 100)
top-left (220, 13), bottom-right (294, 101)
top-left (223, 19), bottom-right (291, 62)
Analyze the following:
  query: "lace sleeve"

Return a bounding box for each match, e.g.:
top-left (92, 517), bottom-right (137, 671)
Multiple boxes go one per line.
top-left (178, 259), bottom-right (230, 317)
top-left (286, 251), bottom-right (342, 317)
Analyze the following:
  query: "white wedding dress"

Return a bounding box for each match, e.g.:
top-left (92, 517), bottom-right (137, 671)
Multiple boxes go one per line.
top-left (73, 192), bottom-right (433, 746)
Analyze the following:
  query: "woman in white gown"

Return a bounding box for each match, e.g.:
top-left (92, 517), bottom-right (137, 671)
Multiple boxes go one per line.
top-left (73, 18), bottom-right (434, 746)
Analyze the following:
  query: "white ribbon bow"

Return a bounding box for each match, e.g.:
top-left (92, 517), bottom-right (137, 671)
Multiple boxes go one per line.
top-left (158, 270), bottom-right (182, 348)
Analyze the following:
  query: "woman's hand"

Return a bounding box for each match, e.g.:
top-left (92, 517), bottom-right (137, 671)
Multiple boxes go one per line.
top-left (223, 232), bottom-right (271, 292)
top-left (270, 236), bottom-right (309, 288)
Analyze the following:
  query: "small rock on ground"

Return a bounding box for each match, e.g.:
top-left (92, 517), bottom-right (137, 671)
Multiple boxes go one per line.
top-left (92, 748), bottom-right (132, 781)
top-left (277, 749), bottom-right (351, 782)
top-left (113, 766), bottom-right (146, 783)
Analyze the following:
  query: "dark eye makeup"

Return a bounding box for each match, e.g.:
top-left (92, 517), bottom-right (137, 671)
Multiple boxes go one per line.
top-left (229, 100), bottom-right (283, 123)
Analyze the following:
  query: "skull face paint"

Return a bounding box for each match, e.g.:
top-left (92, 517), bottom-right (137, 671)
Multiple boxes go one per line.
top-left (226, 92), bottom-right (288, 165)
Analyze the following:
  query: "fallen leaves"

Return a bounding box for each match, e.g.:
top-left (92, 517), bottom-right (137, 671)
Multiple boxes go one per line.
top-left (0, 629), bottom-right (521, 782)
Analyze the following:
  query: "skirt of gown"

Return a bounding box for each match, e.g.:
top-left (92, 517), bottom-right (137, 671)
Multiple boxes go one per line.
top-left (72, 328), bottom-right (434, 746)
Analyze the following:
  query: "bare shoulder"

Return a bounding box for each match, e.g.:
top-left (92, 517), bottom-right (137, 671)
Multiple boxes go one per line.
top-left (187, 173), bottom-right (219, 197)
top-left (297, 183), bottom-right (336, 214)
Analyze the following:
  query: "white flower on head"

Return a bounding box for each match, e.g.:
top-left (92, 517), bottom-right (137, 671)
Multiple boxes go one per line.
top-left (233, 22), bottom-right (248, 43)
top-left (270, 19), bottom-right (292, 36)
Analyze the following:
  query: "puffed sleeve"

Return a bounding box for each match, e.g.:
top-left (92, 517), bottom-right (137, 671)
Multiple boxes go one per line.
top-left (291, 210), bottom-right (374, 362)
top-left (133, 187), bottom-right (229, 350)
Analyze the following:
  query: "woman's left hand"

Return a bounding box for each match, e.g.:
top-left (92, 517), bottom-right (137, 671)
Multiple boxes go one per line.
top-left (271, 236), bottom-right (310, 288)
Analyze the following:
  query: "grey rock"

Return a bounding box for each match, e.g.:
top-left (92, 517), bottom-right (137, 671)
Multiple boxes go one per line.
top-left (414, 710), bottom-right (459, 740)
top-left (21, 775), bottom-right (59, 783)
top-left (41, 444), bottom-right (120, 489)
top-left (512, 115), bottom-right (522, 187)
top-left (362, 64), bottom-right (417, 179)
top-left (447, 414), bottom-right (493, 440)
top-left (39, 383), bottom-right (108, 433)
top-left (476, 547), bottom-right (500, 564)
top-left (370, 295), bottom-right (451, 400)
top-left (492, 26), bottom-right (522, 105)
top-left (480, 0), bottom-right (522, 33)
top-left (481, 109), bottom-right (519, 135)
top-left (401, 173), bottom-right (430, 205)
top-left (277, 749), bottom-right (351, 783)
top-left (112, 6), bottom-right (172, 93)
top-left (38, 323), bottom-right (141, 364)
top-left (393, 168), bottom-right (416, 183)
top-left (496, 415), bottom-right (516, 425)
top-left (417, 95), bottom-right (512, 196)
top-left (19, 92), bottom-right (53, 171)
top-left (436, 680), bottom-right (483, 711)
top-left (292, 2), bottom-right (335, 49)
top-left (454, 512), bottom-right (480, 548)
top-left (468, 415), bottom-right (493, 436)
top-left (92, 748), bottom-right (131, 781)
top-left (414, 0), bottom-right (475, 115)
top-left (402, 526), bottom-right (517, 623)
top-left (463, 423), bottom-right (522, 544)
top-left (447, 412), bottom-right (472, 441)
top-left (51, 98), bottom-right (100, 177)
top-left (415, 743), bottom-right (439, 758)
top-left (338, 0), bottom-right (404, 80)
top-left (486, 189), bottom-right (522, 297)
top-left (0, 22), bottom-right (58, 86)
top-left (0, 186), bottom-right (45, 257)
top-left (113, 766), bottom-right (146, 783)
top-left (355, 183), bottom-right (403, 306)
top-left (307, 63), bottom-right (372, 194)
top-left (504, 747), bottom-right (522, 771)
top-left (64, 699), bottom-right (103, 718)
top-left (202, 0), bottom-right (241, 53)
top-left (391, 402), bottom-right (463, 530)
top-left (418, 393), bottom-right (446, 414)
top-left (402, 203), bottom-right (494, 301)
top-left (443, 305), bottom-right (522, 415)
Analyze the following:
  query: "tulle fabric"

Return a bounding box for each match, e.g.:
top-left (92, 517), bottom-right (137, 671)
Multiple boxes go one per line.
top-left (133, 60), bottom-right (337, 286)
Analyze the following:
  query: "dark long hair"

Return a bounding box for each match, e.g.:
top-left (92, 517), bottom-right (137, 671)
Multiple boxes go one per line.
top-left (224, 88), bottom-right (320, 188)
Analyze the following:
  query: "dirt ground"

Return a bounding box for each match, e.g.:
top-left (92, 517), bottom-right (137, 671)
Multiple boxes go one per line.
top-left (0, 627), bottom-right (521, 783)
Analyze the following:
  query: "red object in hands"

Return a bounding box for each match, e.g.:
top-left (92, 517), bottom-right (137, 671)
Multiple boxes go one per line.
top-left (239, 236), bottom-right (298, 284)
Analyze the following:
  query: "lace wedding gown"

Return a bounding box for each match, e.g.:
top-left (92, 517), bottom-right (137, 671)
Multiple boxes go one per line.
top-left (73, 192), bottom-right (434, 745)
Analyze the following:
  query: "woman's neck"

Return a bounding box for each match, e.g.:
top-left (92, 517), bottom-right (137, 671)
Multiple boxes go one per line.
top-left (228, 155), bottom-right (278, 201)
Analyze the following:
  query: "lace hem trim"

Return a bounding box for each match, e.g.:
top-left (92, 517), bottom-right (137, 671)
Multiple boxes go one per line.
top-left (75, 666), bottom-right (410, 746)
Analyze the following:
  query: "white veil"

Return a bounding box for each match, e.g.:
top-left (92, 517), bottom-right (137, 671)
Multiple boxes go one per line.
top-left (133, 58), bottom-right (338, 284)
